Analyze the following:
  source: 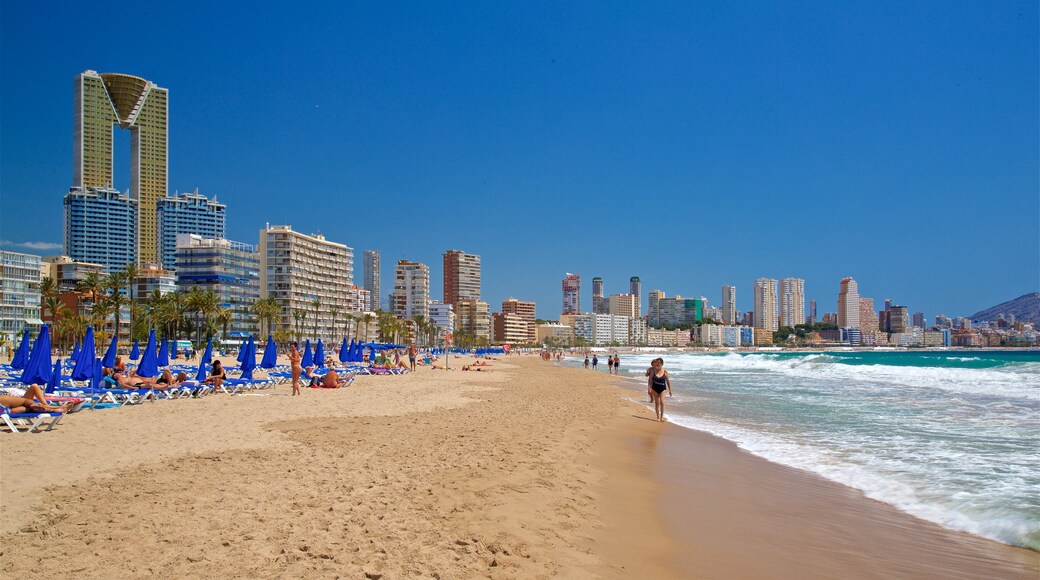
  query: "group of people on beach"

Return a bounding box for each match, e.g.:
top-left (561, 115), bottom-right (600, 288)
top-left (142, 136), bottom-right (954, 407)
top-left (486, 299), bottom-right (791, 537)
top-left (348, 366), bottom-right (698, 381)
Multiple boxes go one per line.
top-left (582, 353), bottom-right (622, 374)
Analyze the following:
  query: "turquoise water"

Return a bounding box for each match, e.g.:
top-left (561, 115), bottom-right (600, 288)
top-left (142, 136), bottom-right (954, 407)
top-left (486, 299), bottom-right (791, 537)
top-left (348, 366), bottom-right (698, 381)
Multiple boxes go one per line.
top-left (568, 350), bottom-right (1040, 550)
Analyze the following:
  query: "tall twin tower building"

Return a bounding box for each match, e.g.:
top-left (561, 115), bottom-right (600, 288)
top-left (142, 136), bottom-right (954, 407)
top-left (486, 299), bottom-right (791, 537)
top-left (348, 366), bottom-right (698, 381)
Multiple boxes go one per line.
top-left (65, 70), bottom-right (224, 272)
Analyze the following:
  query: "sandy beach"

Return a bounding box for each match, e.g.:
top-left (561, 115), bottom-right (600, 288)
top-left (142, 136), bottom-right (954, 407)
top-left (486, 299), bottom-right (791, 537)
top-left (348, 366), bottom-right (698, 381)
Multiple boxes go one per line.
top-left (1, 354), bottom-right (1037, 578)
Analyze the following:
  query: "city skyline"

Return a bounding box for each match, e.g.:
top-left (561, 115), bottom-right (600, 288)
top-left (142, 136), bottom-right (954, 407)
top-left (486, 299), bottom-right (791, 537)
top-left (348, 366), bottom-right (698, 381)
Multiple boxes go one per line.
top-left (1, 2), bottom-right (1036, 320)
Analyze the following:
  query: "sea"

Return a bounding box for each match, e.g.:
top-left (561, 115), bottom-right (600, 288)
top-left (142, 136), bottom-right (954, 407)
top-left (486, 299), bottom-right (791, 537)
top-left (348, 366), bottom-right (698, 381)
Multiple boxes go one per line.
top-left (566, 350), bottom-right (1040, 550)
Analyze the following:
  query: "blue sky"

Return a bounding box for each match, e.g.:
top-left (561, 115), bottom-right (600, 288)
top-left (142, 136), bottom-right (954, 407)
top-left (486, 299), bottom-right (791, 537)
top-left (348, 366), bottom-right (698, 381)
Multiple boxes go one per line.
top-left (2, 1), bottom-right (1037, 319)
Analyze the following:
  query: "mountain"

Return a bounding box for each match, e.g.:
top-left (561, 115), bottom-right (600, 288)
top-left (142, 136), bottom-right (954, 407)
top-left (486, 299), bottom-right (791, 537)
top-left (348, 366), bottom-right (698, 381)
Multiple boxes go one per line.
top-left (969, 292), bottom-right (1040, 325)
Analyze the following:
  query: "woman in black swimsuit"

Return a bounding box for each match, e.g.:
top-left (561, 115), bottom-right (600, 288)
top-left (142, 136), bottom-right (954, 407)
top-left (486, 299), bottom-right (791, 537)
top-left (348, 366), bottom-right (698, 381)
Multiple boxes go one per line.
top-left (649, 358), bottom-right (672, 422)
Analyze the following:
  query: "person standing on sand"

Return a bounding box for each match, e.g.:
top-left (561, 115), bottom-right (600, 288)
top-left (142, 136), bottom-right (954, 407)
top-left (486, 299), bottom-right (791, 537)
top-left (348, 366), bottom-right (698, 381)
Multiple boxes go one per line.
top-left (645, 358), bottom-right (662, 402)
top-left (289, 342), bottom-right (303, 396)
top-left (649, 358), bottom-right (672, 421)
top-left (613, 354), bottom-right (621, 375)
top-left (409, 343), bottom-right (417, 371)
top-left (584, 356), bottom-right (590, 369)
top-left (592, 354), bottom-right (598, 370)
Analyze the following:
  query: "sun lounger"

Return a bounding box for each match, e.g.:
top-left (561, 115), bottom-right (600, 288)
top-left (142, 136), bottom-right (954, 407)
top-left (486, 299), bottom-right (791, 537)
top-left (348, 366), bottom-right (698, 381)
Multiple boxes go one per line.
top-left (1, 405), bottom-right (66, 433)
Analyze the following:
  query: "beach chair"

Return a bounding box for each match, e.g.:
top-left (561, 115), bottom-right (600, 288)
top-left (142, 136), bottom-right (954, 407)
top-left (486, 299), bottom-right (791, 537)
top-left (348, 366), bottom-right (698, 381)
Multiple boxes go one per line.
top-left (0, 405), bottom-right (66, 433)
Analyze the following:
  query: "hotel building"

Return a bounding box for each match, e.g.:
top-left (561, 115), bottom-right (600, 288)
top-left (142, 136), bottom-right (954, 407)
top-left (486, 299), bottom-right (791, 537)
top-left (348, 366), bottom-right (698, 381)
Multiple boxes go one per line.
top-left (63, 187), bottom-right (138, 272)
top-left (837, 277), bottom-right (861, 329)
top-left (157, 190), bottom-right (226, 270)
top-left (443, 250), bottom-right (481, 307)
top-left (562, 273), bottom-right (580, 314)
top-left (0, 251), bottom-right (43, 345)
top-left (392, 260), bottom-right (430, 321)
top-left (175, 235), bottom-right (260, 339)
top-left (779, 277), bottom-right (805, 327)
top-left (501, 298), bottom-right (536, 343)
top-left (722, 285), bottom-right (737, 325)
top-left (363, 250), bottom-right (381, 310)
top-left (259, 225), bottom-right (354, 339)
top-left (753, 278), bottom-right (779, 331)
top-left (492, 312), bottom-right (529, 344)
top-left (74, 71), bottom-right (168, 264)
top-left (456, 300), bottom-right (491, 341)
top-left (608, 293), bottom-right (639, 319)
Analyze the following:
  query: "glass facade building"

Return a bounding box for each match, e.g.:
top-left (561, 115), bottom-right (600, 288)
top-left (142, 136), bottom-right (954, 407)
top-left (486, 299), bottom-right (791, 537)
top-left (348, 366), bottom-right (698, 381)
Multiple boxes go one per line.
top-left (0, 251), bottom-right (43, 345)
top-left (63, 187), bottom-right (138, 272)
top-left (175, 235), bottom-right (260, 339)
top-left (157, 190), bottom-right (226, 270)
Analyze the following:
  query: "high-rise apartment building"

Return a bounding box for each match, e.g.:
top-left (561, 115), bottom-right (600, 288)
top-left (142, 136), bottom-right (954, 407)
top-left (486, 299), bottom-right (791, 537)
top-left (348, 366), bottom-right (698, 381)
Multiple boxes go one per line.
top-left (837, 277), bottom-right (861, 329)
top-left (753, 278), bottom-right (779, 331)
top-left (392, 260), bottom-right (430, 321)
top-left (443, 250), bottom-right (481, 307)
top-left (41, 256), bottom-right (106, 294)
top-left (648, 289), bottom-right (666, 326)
top-left (63, 187), bottom-right (138, 272)
top-left (592, 277), bottom-right (607, 314)
top-left (429, 301), bottom-right (455, 339)
top-left (722, 285), bottom-right (737, 325)
top-left (363, 250), bottom-right (381, 310)
top-left (858, 298), bottom-right (879, 334)
top-left (157, 190), bottom-right (226, 270)
top-left (809, 299), bottom-right (817, 324)
top-left (135, 264), bottom-right (177, 297)
top-left (456, 300), bottom-right (491, 341)
top-left (259, 225), bottom-right (354, 339)
top-left (779, 277), bottom-right (805, 327)
top-left (608, 293), bottom-right (639, 318)
top-left (562, 273), bottom-right (580, 314)
top-left (888, 306), bottom-right (910, 333)
top-left (175, 235), bottom-right (260, 340)
top-left (912, 312), bottom-right (926, 328)
top-left (629, 277), bottom-right (642, 317)
top-left (492, 312), bottom-right (529, 344)
top-left (501, 298), bottom-right (536, 343)
top-left (652, 295), bottom-right (704, 326)
top-left (0, 251), bottom-right (43, 344)
top-left (74, 71), bottom-right (168, 263)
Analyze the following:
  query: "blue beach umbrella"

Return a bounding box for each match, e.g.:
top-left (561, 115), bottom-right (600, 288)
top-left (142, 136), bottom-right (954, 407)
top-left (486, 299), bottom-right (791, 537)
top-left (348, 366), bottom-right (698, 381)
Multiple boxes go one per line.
top-left (92, 357), bottom-right (103, 390)
top-left (194, 359), bottom-right (208, 382)
top-left (314, 339), bottom-right (325, 368)
top-left (171, 343), bottom-right (178, 360)
top-left (19, 324), bottom-right (53, 386)
top-left (240, 336), bottom-right (257, 380)
top-left (129, 340), bottom-right (140, 360)
top-left (260, 335), bottom-right (278, 369)
top-left (157, 338), bottom-right (170, 367)
top-left (11, 329), bottom-right (30, 369)
top-left (101, 333), bottom-right (118, 369)
top-left (46, 358), bottom-right (63, 394)
top-left (339, 338), bottom-right (349, 363)
top-left (201, 338), bottom-right (213, 365)
top-left (300, 339), bottom-right (313, 368)
top-left (71, 327), bottom-right (96, 381)
top-left (353, 341), bottom-right (363, 362)
top-left (237, 340), bottom-right (248, 364)
top-left (71, 339), bottom-right (81, 363)
top-left (136, 330), bottom-right (159, 378)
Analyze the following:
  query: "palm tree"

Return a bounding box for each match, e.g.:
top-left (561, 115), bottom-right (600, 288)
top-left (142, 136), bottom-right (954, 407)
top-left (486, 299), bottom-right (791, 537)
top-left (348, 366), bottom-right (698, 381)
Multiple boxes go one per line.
top-left (105, 272), bottom-right (127, 342)
top-left (329, 306), bottom-right (340, 341)
top-left (412, 315), bottom-right (427, 347)
top-left (343, 313), bottom-right (356, 342)
top-left (310, 297), bottom-right (321, 341)
top-left (122, 263), bottom-right (139, 337)
top-left (41, 276), bottom-right (58, 299)
top-left (292, 309), bottom-right (307, 341)
top-left (360, 313), bottom-right (374, 342)
top-left (78, 271), bottom-right (104, 315)
top-left (43, 295), bottom-right (63, 326)
top-left (250, 297), bottom-right (277, 336)
top-left (217, 307), bottom-right (233, 342)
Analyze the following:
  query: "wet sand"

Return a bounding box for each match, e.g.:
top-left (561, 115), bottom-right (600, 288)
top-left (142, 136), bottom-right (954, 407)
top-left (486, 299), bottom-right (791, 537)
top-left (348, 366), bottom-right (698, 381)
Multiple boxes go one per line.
top-left (1, 354), bottom-right (1036, 578)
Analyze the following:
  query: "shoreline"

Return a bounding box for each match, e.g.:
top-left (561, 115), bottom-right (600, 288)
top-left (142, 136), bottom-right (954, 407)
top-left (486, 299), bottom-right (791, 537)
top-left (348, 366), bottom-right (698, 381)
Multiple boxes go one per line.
top-left (1, 355), bottom-right (1036, 577)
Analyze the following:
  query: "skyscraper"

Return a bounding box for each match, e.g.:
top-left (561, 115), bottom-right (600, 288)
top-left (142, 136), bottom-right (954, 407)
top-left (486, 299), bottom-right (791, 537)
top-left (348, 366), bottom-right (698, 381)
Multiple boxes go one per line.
top-left (175, 235), bottom-right (259, 339)
top-left (629, 276), bottom-right (642, 317)
top-left (363, 250), bottom-right (380, 309)
top-left (63, 187), bottom-right (138, 272)
top-left (562, 273), bottom-right (580, 314)
top-left (648, 289), bottom-right (666, 327)
top-left (779, 278), bottom-right (805, 327)
top-left (753, 278), bottom-right (778, 331)
top-left (592, 277), bottom-right (607, 314)
top-left (912, 312), bottom-right (926, 328)
top-left (859, 298), bottom-right (879, 334)
top-left (608, 294), bottom-right (639, 318)
top-left (74, 71), bottom-right (168, 263)
top-left (157, 190), bottom-right (226, 270)
top-left (809, 299), bottom-right (817, 324)
top-left (443, 250), bottom-right (481, 308)
top-left (722, 285), bottom-right (737, 325)
top-left (393, 260), bottom-right (430, 321)
top-left (837, 277), bottom-right (861, 329)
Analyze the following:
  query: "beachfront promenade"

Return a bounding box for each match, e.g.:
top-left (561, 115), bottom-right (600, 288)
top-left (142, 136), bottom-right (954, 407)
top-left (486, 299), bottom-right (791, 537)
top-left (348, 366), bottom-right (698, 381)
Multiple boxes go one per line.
top-left (1, 355), bottom-right (1036, 578)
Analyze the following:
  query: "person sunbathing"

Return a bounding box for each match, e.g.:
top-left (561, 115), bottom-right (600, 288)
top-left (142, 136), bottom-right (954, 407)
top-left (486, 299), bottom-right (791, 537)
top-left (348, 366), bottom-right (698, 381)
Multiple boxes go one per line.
top-left (112, 356), bottom-right (127, 374)
top-left (0, 394), bottom-right (71, 414)
top-left (202, 360), bottom-right (227, 388)
top-left (461, 365), bottom-right (492, 372)
top-left (321, 369), bottom-right (347, 388)
top-left (0, 383), bottom-right (54, 405)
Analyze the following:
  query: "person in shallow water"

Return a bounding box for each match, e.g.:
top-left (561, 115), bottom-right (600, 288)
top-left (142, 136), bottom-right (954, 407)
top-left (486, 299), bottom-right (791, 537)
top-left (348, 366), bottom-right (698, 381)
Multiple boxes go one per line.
top-left (649, 358), bottom-right (672, 421)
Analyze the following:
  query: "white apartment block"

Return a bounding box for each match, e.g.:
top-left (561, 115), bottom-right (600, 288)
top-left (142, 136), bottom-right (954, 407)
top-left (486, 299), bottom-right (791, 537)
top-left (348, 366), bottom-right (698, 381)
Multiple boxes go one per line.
top-left (392, 260), bottom-right (430, 321)
top-left (753, 278), bottom-right (779, 331)
top-left (429, 301), bottom-right (455, 338)
top-left (1, 251), bottom-right (43, 345)
top-left (779, 277), bottom-right (805, 327)
top-left (259, 225), bottom-right (355, 340)
top-left (699, 324), bottom-right (725, 346)
top-left (722, 285), bottom-right (737, 325)
top-left (628, 317), bottom-right (648, 345)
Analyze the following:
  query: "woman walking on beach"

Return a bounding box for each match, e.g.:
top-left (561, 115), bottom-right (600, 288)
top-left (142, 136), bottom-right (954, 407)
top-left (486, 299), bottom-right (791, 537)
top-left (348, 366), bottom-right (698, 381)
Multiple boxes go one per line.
top-left (289, 342), bottom-right (303, 396)
top-left (649, 358), bottom-right (672, 422)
